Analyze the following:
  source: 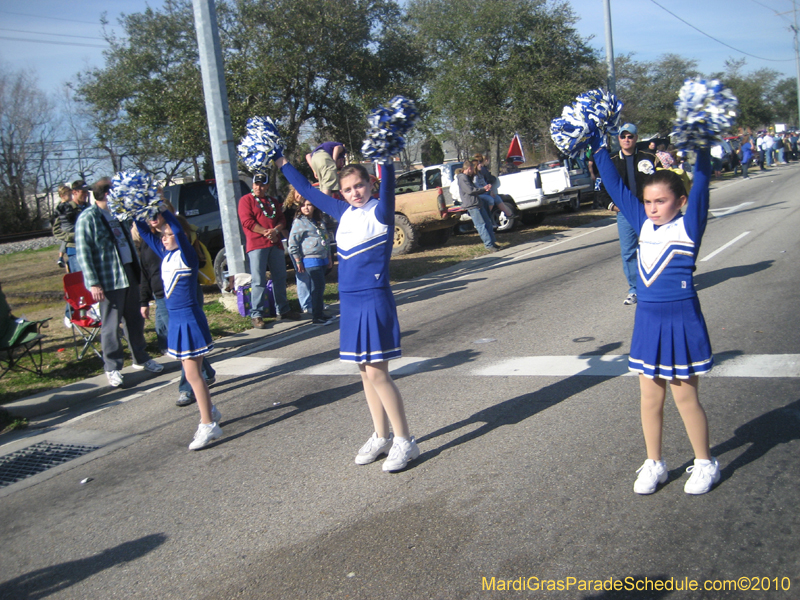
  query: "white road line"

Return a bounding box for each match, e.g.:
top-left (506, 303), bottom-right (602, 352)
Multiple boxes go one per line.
top-left (297, 355), bottom-right (800, 378)
top-left (708, 202), bottom-right (754, 218)
top-left (212, 356), bottom-right (285, 376)
top-left (700, 231), bottom-right (751, 262)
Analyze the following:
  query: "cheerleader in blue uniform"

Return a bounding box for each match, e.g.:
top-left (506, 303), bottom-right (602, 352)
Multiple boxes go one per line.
top-left (135, 209), bottom-right (222, 450)
top-left (593, 140), bottom-right (719, 495)
top-left (275, 155), bottom-right (419, 472)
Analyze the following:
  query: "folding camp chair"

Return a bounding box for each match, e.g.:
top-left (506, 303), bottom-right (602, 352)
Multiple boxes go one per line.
top-left (0, 283), bottom-right (51, 380)
top-left (63, 272), bottom-right (102, 360)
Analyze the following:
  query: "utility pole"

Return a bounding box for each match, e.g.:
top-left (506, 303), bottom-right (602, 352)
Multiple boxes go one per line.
top-left (192, 0), bottom-right (246, 281)
top-left (793, 0), bottom-right (800, 128)
top-left (603, 0), bottom-right (617, 96)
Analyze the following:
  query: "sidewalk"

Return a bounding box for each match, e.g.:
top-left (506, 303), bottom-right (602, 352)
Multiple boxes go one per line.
top-left (2, 317), bottom-right (311, 420)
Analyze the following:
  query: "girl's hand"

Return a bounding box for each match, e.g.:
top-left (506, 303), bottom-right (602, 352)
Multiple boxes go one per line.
top-left (296, 261), bottom-right (305, 273)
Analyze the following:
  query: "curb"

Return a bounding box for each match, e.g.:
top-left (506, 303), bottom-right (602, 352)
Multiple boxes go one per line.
top-left (3, 317), bottom-right (311, 420)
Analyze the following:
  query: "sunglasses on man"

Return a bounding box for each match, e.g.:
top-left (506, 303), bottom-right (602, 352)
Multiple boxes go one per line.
top-left (619, 133), bottom-right (636, 140)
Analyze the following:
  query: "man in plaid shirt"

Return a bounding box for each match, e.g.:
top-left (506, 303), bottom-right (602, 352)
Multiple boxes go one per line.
top-left (75, 177), bottom-right (163, 387)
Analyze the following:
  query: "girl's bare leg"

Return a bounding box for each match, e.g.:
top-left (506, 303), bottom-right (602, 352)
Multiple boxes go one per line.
top-left (670, 376), bottom-right (710, 460)
top-left (184, 356), bottom-right (212, 424)
top-left (497, 199), bottom-right (514, 217)
top-left (639, 375), bottom-right (667, 461)
top-left (360, 362), bottom-right (410, 439)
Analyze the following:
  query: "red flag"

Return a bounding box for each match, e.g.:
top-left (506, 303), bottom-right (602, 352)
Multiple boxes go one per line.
top-left (506, 134), bottom-right (525, 166)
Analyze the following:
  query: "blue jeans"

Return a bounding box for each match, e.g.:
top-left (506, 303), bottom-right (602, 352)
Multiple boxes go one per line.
top-left (617, 213), bottom-right (638, 295)
top-left (248, 247), bottom-right (290, 317)
top-left (154, 297), bottom-right (169, 355)
top-left (766, 148), bottom-right (774, 166)
top-left (290, 255), bottom-right (312, 312)
top-left (467, 203), bottom-right (496, 248)
top-left (306, 265), bottom-right (327, 321)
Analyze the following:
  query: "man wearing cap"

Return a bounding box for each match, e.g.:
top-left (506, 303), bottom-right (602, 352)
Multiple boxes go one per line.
top-left (52, 180), bottom-right (90, 273)
top-left (305, 142), bottom-right (346, 196)
top-left (238, 173), bottom-right (302, 329)
top-left (75, 177), bottom-right (163, 387)
top-left (597, 123), bottom-right (659, 305)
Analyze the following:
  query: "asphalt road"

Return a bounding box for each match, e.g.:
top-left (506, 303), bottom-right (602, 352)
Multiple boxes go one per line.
top-left (1, 164), bottom-right (799, 600)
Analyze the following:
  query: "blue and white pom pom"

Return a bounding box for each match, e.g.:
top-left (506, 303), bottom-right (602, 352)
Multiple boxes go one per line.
top-left (108, 170), bottom-right (161, 221)
top-left (238, 116), bottom-right (285, 175)
top-left (361, 95), bottom-right (419, 161)
top-left (550, 89), bottom-right (623, 158)
top-left (671, 78), bottom-right (738, 151)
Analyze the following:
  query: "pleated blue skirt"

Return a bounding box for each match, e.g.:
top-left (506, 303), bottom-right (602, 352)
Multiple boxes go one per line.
top-left (339, 288), bottom-right (401, 363)
top-left (166, 305), bottom-right (214, 360)
top-left (629, 297), bottom-right (713, 379)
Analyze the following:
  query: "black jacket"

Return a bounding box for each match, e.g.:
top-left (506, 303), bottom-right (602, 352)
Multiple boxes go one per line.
top-left (139, 241), bottom-right (165, 305)
top-left (597, 149), bottom-right (659, 209)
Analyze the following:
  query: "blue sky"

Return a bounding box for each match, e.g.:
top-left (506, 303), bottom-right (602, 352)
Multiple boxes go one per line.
top-left (0, 0), bottom-right (797, 95)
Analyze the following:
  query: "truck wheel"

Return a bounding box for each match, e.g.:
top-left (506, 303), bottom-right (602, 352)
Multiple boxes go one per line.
top-left (214, 249), bottom-right (233, 293)
top-left (493, 197), bottom-right (517, 232)
top-left (520, 212), bottom-right (546, 226)
top-left (392, 215), bottom-right (418, 255)
top-left (419, 226), bottom-right (453, 247)
top-left (563, 193), bottom-right (581, 213)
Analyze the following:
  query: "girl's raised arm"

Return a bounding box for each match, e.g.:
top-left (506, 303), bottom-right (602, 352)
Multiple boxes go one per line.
top-left (593, 147), bottom-right (646, 231)
top-left (135, 220), bottom-right (168, 259)
top-left (276, 157), bottom-right (347, 220)
top-left (374, 161), bottom-right (396, 226)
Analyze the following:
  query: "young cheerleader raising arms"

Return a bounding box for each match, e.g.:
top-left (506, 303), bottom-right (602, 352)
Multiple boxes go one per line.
top-left (558, 82), bottom-right (736, 495)
top-left (275, 156), bottom-right (419, 471)
top-left (135, 207), bottom-right (223, 450)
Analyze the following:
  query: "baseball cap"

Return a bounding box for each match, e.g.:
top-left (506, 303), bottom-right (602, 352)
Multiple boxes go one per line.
top-left (619, 123), bottom-right (638, 136)
top-left (253, 173), bottom-right (269, 185)
top-left (71, 179), bottom-right (89, 191)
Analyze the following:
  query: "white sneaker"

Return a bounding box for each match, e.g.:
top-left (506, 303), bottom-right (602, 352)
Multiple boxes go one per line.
top-left (623, 293), bottom-right (637, 305)
top-left (105, 370), bottom-right (123, 387)
top-left (355, 432), bottom-right (393, 465)
top-left (684, 457), bottom-right (720, 494)
top-left (382, 436), bottom-right (420, 472)
top-left (633, 459), bottom-right (668, 494)
top-left (211, 405), bottom-right (221, 424)
top-left (188, 422), bottom-right (223, 450)
top-left (132, 359), bottom-right (164, 373)
top-left (64, 315), bottom-right (72, 329)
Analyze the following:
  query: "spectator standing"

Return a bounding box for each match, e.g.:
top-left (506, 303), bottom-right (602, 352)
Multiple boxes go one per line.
top-left (739, 135), bottom-right (753, 180)
top-left (596, 123), bottom-right (659, 305)
top-left (306, 142), bottom-right (347, 196)
top-left (472, 153), bottom-right (514, 218)
top-left (53, 185), bottom-right (71, 268)
top-left (763, 132), bottom-right (774, 167)
top-left (75, 177), bottom-right (163, 387)
top-left (238, 172), bottom-right (302, 329)
top-left (457, 161), bottom-right (499, 251)
top-left (53, 180), bottom-right (91, 273)
top-left (288, 198), bottom-right (333, 325)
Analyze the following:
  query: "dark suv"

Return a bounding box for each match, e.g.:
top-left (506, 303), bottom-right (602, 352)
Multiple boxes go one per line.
top-left (162, 179), bottom-right (250, 260)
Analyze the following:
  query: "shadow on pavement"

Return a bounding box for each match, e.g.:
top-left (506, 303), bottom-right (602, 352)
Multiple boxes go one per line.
top-left (694, 260), bottom-right (773, 292)
top-left (0, 533), bottom-right (167, 599)
top-left (413, 343), bottom-right (622, 467)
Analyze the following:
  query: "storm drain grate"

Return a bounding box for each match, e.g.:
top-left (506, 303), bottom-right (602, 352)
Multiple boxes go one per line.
top-left (0, 441), bottom-right (100, 487)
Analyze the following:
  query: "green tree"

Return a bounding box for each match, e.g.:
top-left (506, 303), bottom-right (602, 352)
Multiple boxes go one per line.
top-left (78, 0), bottom-right (206, 182)
top-left (226, 0), bottom-right (425, 162)
top-left (615, 53), bottom-right (700, 136)
top-left (711, 59), bottom-right (780, 131)
top-left (407, 0), bottom-right (601, 171)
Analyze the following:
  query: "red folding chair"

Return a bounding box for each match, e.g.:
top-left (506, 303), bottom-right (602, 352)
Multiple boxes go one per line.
top-left (63, 271), bottom-right (102, 360)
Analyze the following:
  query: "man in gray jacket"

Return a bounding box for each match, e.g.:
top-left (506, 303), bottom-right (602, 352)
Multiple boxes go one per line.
top-left (457, 161), bottom-right (498, 251)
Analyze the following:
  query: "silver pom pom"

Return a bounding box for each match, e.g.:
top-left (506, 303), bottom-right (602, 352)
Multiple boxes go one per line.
top-left (108, 170), bottom-right (162, 221)
top-left (672, 78), bottom-right (738, 151)
top-left (550, 89), bottom-right (623, 158)
top-left (238, 116), bottom-right (285, 174)
top-left (361, 95), bottom-right (419, 161)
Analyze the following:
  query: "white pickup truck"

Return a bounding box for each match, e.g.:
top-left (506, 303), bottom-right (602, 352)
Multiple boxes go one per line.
top-left (394, 161), bottom-right (582, 229)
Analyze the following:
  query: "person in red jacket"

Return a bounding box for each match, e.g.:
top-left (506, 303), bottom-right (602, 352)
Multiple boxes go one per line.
top-left (238, 173), bottom-right (302, 329)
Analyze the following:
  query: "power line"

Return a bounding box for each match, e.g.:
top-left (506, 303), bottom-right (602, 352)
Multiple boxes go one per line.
top-left (0, 27), bottom-right (105, 42)
top-left (0, 10), bottom-right (100, 26)
top-left (0, 35), bottom-right (107, 49)
top-left (650, 0), bottom-right (794, 62)
top-left (749, 0), bottom-right (793, 24)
